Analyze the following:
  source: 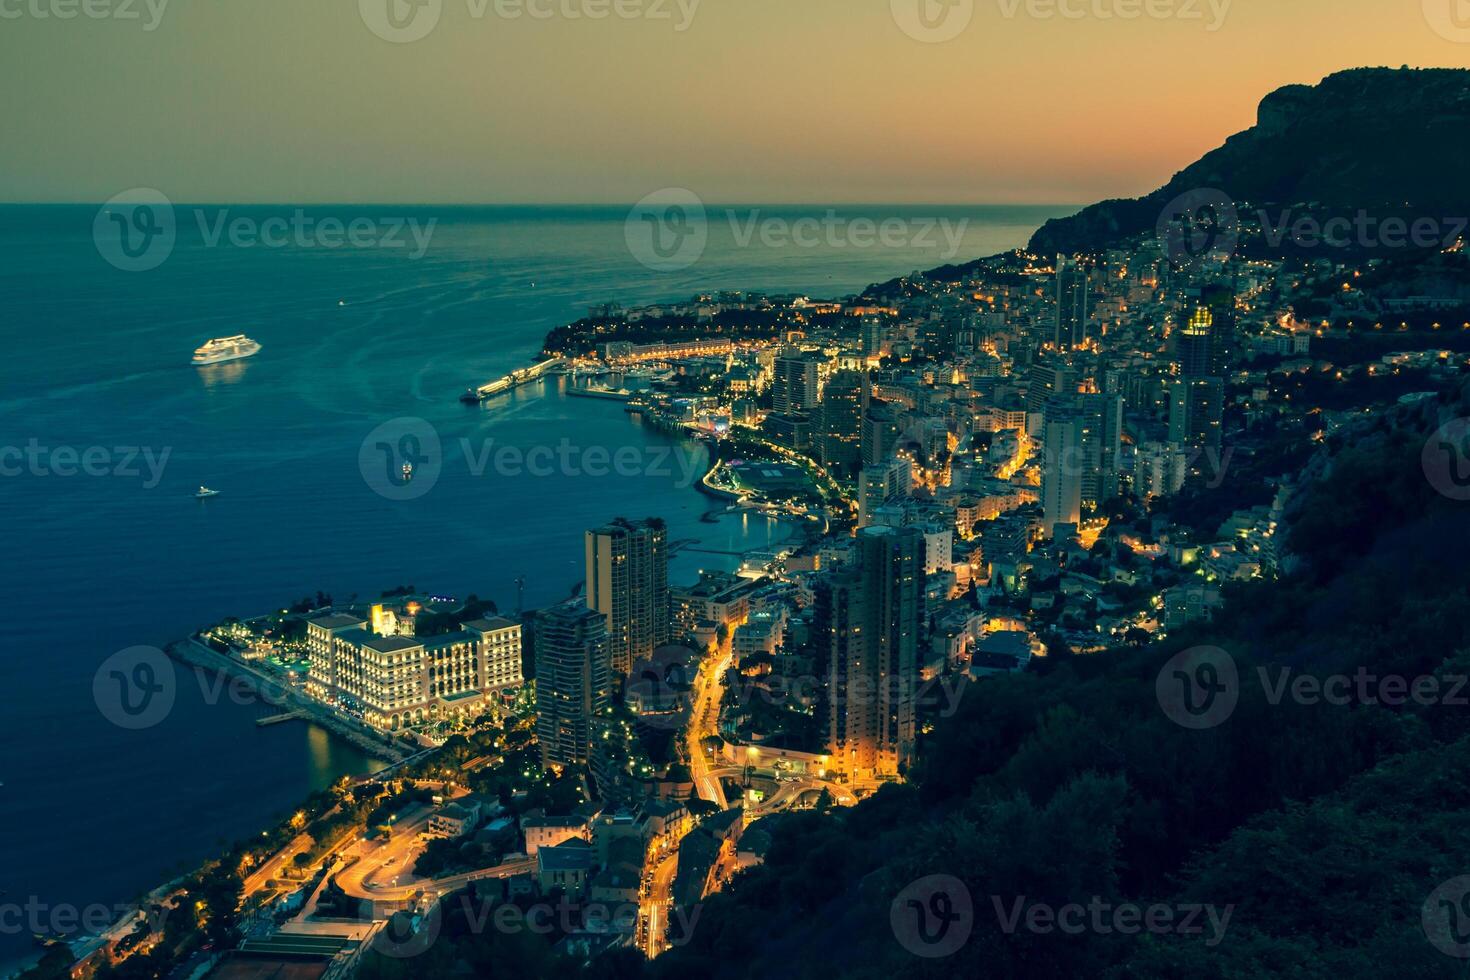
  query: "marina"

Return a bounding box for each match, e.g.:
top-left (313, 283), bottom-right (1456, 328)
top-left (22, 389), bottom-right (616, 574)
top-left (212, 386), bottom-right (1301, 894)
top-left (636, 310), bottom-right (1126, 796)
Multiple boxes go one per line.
top-left (460, 356), bottom-right (566, 402)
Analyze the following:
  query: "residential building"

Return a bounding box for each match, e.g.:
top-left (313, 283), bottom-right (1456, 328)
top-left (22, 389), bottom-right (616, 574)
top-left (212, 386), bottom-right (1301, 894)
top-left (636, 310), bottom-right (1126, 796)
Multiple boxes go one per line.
top-left (586, 518), bottom-right (669, 676)
top-left (535, 604), bottom-right (612, 767)
top-left (815, 525), bottom-right (924, 780)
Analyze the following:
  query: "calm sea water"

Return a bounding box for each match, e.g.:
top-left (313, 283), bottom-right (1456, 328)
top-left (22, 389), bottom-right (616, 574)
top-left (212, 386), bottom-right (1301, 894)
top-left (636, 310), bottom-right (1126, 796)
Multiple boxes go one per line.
top-left (0, 203), bottom-right (1067, 973)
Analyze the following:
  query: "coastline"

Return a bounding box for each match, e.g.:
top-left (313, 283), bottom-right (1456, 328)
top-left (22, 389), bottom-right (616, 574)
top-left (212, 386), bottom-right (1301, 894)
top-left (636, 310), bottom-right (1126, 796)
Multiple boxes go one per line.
top-left (165, 639), bottom-right (414, 762)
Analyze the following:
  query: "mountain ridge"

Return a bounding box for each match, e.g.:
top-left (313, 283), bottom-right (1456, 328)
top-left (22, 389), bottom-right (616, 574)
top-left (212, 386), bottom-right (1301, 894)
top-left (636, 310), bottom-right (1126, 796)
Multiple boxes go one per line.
top-left (1026, 66), bottom-right (1470, 258)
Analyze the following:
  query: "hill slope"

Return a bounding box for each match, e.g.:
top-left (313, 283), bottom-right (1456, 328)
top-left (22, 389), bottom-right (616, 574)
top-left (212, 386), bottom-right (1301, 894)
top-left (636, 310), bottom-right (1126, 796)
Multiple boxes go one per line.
top-left (1028, 67), bottom-right (1470, 257)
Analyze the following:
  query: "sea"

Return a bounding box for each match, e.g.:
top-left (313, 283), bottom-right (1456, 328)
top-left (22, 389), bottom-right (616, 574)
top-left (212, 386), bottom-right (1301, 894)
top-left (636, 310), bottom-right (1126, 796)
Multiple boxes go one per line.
top-left (0, 203), bottom-right (1070, 974)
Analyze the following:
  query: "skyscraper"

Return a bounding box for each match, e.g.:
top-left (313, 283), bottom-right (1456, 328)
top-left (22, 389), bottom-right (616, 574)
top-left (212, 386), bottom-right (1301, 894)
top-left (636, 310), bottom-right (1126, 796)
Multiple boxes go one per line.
top-left (818, 370), bottom-right (865, 475)
top-left (1054, 256), bottom-right (1092, 349)
top-left (1170, 305), bottom-right (1225, 451)
top-left (535, 603), bottom-right (611, 768)
top-left (1027, 358), bottom-right (1075, 420)
top-left (772, 349), bottom-right (821, 414)
top-left (1041, 402), bottom-right (1084, 539)
top-left (860, 316), bottom-right (886, 357)
top-left (585, 518), bottom-right (669, 676)
top-left (815, 525), bottom-right (924, 780)
top-left (857, 457), bottom-right (912, 528)
top-left (1077, 392), bottom-right (1125, 505)
top-left (861, 400), bottom-right (903, 466)
top-left (1200, 282), bottom-right (1237, 374)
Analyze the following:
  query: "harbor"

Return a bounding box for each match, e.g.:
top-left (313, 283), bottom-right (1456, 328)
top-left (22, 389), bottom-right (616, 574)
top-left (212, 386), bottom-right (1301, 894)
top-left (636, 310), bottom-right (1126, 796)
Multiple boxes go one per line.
top-left (460, 357), bottom-right (566, 402)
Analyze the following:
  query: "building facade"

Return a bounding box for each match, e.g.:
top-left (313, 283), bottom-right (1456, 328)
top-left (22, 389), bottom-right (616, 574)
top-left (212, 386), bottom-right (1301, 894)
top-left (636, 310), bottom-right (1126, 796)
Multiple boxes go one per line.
top-left (535, 603), bottom-right (612, 768)
top-left (585, 518), bottom-right (670, 676)
top-left (815, 525), bottom-right (924, 781)
top-left (305, 615), bottom-right (522, 732)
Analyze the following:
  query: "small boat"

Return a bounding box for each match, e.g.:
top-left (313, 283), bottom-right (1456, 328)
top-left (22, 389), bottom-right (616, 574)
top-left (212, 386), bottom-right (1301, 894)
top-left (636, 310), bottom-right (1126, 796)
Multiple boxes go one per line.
top-left (401, 462), bottom-right (414, 482)
top-left (195, 487), bottom-right (221, 499)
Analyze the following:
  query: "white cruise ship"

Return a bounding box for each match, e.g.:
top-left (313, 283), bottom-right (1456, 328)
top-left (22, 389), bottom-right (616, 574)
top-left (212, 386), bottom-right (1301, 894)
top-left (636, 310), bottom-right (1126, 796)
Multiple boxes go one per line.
top-left (191, 335), bottom-right (261, 366)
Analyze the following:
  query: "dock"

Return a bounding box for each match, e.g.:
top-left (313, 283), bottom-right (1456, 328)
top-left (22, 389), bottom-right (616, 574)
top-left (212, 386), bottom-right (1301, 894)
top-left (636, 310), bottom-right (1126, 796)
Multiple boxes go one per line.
top-left (462, 357), bottom-right (566, 402)
top-left (256, 711), bottom-right (306, 727)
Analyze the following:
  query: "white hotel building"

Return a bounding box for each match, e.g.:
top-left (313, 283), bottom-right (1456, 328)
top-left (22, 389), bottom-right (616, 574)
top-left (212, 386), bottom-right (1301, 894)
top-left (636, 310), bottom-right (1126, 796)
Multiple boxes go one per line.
top-left (306, 614), bottom-right (523, 731)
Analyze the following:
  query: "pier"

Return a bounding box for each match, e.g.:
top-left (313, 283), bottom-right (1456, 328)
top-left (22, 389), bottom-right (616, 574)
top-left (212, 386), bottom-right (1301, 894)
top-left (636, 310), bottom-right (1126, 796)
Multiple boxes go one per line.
top-left (462, 357), bottom-right (566, 402)
top-left (256, 711), bottom-right (306, 727)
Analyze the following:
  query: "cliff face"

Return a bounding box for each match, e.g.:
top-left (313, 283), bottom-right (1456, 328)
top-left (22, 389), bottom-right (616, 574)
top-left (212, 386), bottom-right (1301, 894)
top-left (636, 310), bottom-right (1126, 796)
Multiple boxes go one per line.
top-left (1028, 67), bottom-right (1470, 256)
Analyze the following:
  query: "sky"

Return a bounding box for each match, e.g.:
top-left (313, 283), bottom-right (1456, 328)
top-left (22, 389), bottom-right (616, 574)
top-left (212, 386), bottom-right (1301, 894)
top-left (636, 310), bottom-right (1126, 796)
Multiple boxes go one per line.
top-left (1, 0), bottom-right (1466, 205)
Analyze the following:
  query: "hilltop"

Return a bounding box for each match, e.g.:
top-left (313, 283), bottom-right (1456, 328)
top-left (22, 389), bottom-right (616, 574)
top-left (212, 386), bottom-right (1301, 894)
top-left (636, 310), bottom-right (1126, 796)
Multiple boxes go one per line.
top-left (1027, 67), bottom-right (1470, 257)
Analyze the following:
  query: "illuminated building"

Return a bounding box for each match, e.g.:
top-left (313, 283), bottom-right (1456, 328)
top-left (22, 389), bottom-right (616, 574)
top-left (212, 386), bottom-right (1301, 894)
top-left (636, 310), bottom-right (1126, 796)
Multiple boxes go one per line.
top-left (817, 370), bottom-right (865, 474)
top-left (304, 614), bottom-right (522, 731)
top-left (535, 603), bottom-right (612, 768)
top-left (815, 525), bottom-right (924, 780)
top-left (585, 518), bottom-right (669, 676)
